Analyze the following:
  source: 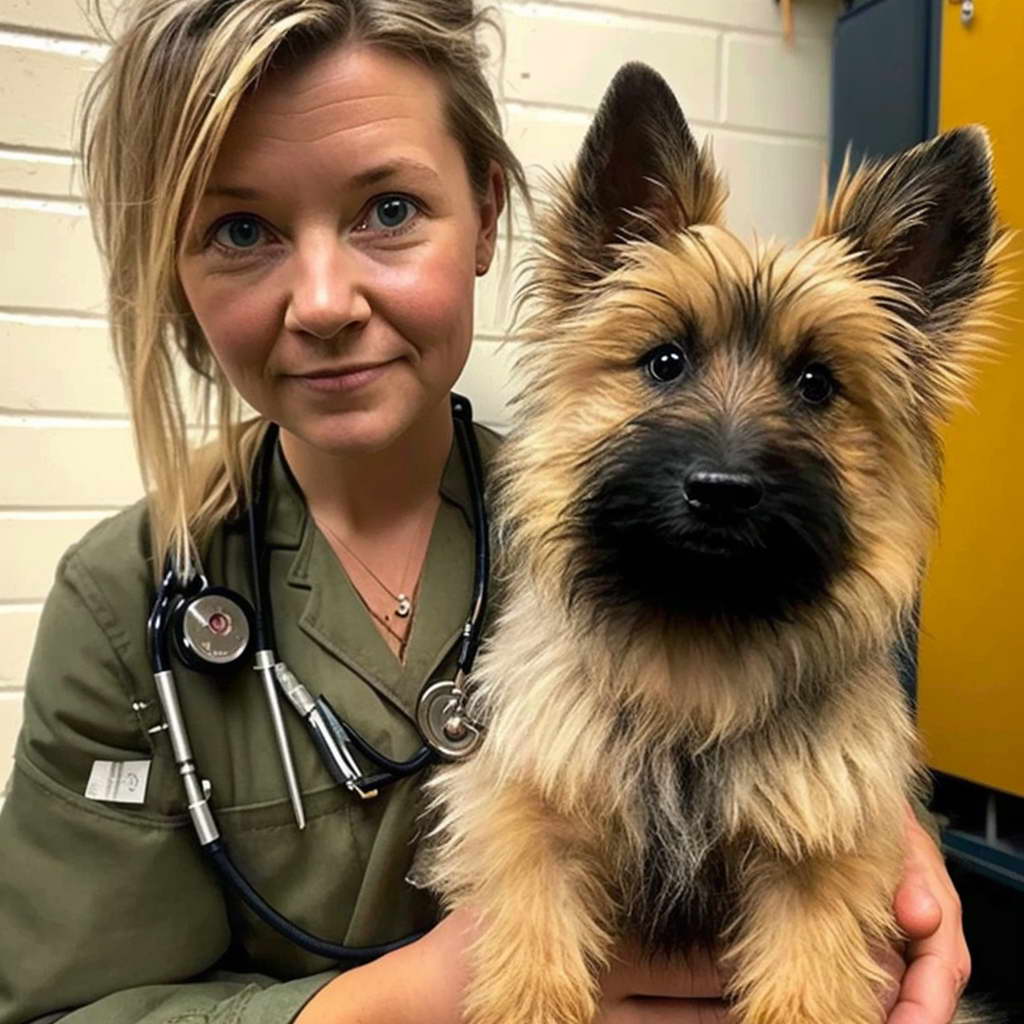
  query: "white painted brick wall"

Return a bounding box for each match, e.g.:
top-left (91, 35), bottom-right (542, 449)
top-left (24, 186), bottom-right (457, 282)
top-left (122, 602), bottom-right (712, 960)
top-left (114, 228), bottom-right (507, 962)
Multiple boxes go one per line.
top-left (2, 1), bottom-right (112, 39)
top-left (0, 1), bottom-right (840, 771)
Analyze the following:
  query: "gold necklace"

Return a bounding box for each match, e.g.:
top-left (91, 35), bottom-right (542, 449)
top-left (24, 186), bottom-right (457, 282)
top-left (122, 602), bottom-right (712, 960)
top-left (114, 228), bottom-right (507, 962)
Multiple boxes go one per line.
top-left (314, 503), bottom-right (435, 619)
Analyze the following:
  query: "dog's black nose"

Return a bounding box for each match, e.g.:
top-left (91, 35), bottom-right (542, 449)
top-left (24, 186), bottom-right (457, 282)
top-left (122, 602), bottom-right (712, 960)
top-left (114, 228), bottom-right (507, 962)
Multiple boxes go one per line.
top-left (683, 471), bottom-right (763, 514)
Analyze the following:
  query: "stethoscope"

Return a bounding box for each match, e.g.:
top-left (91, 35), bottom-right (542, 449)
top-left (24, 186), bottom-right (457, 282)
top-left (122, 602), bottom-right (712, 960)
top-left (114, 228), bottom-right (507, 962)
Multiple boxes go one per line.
top-left (145, 393), bottom-right (488, 962)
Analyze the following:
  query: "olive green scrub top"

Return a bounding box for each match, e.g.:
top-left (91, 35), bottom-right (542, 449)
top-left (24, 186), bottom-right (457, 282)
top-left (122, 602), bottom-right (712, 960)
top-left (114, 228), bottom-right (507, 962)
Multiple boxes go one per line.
top-left (0, 423), bottom-right (501, 1024)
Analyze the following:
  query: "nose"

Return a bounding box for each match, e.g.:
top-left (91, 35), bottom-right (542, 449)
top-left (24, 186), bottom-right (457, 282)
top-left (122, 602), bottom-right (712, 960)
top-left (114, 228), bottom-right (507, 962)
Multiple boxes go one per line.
top-left (284, 236), bottom-right (371, 340)
top-left (683, 470), bottom-right (764, 515)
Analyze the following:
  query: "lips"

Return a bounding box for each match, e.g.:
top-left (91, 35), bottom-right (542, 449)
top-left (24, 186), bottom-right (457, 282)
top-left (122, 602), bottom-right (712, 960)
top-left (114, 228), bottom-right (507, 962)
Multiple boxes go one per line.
top-left (293, 361), bottom-right (387, 378)
top-left (287, 359), bottom-right (395, 394)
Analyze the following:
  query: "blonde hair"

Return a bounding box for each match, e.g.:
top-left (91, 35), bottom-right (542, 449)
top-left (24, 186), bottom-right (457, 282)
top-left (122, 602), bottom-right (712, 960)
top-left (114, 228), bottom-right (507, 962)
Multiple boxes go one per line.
top-left (80, 0), bottom-right (528, 578)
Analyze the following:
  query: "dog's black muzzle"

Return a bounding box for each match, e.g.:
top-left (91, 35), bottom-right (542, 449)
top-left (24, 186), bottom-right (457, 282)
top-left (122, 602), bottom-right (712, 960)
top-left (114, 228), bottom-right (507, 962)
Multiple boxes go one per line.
top-left (573, 421), bottom-right (852, 624)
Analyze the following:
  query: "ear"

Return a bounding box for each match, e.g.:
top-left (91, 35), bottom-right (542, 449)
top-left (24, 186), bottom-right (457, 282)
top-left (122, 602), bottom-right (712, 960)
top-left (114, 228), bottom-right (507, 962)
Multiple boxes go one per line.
top-left (474, 161), bottom-right (505, 276)
top-left (815, 126), bottom-right (1000, 333)
top-left (540, 62), bottom-right (726, 291)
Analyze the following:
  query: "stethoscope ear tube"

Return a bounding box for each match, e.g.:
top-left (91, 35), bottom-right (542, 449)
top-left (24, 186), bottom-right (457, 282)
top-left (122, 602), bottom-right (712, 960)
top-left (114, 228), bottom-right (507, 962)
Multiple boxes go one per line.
top-left (204, 840), bottom-right (423, 960)
top-left (147, 565), bottom-right (179, 674)
top-left (451, 394), bottom-right (490, 674)
top-left (412, 395), bottom-right (489, 759)
top-left (323, 696), bottom-right (434, 778)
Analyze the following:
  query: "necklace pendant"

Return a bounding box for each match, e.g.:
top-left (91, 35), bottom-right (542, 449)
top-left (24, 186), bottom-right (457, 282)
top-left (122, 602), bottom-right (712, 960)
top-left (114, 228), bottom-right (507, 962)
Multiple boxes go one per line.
top-left (396, 594), bottom-right (412, 618)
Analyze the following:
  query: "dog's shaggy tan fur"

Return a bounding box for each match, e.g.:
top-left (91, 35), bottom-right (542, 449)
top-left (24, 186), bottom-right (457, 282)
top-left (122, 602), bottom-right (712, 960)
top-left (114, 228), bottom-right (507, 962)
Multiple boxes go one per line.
top-left (422, 63), bottom-right (1011, 1024)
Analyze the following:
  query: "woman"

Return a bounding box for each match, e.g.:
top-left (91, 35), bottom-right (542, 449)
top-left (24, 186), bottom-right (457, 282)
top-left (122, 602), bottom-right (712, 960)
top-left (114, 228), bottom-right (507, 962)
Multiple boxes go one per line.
top-left (0, 1), bottom-right (969, 1022)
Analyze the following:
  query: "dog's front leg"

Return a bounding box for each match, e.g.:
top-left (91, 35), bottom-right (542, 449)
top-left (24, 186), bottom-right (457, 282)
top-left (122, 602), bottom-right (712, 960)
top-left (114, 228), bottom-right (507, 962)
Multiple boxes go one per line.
top-left (456, 785), bottom-right (614, 1024)
top-left (723, 846), bottom-right (900, 1024)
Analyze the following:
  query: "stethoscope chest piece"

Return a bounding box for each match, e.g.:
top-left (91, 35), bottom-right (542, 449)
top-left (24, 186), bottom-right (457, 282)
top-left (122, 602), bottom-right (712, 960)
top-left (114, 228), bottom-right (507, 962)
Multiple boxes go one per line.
top-left (416, 680), bottom-right (483, 760)
top-left (171, 586), bottom-right (255, 672)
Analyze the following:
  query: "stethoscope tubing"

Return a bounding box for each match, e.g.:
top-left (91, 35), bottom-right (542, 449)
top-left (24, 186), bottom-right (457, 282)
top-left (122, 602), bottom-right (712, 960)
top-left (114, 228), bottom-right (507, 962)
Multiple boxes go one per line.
top-left (451, 393), bottom-right (490, 675)
top-left (205, 839), bottom-right (425, 960)
top-left (145, 394), bottom-right (488, 963)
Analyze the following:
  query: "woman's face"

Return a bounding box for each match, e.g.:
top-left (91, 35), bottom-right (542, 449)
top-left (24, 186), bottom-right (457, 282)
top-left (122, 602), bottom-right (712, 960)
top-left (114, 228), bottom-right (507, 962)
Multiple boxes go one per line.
top-left (177, 42), bottom-right (501, 454)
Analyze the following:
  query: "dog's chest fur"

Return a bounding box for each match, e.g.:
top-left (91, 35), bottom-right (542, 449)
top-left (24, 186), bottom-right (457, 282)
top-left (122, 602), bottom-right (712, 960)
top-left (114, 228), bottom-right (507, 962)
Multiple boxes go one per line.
top-left (618, 747), bottom-right (741, 955)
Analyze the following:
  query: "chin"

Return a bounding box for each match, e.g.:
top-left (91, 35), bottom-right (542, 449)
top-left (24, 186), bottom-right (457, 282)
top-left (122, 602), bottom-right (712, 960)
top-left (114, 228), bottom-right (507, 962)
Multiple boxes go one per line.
top-left (283, 396), bottom-right (439, 457)
top-left (299, 415), bottom-right (407, 456)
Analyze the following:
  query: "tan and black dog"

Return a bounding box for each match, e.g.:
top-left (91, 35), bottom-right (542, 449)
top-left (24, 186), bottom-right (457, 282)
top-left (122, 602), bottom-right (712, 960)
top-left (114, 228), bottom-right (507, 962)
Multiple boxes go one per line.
top-left (424, 62), bottom-right (1009, 1024)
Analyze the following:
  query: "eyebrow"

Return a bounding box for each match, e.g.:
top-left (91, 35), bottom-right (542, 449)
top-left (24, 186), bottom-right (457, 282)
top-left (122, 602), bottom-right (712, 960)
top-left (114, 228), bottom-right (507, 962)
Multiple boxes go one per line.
top-left (204, 158), bottom-right (443, 199)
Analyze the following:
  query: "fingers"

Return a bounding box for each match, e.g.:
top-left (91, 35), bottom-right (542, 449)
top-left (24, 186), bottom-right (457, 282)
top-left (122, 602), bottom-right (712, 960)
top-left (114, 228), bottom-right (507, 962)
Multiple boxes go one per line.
top-left (599, 997), bottom-right (733, 1023)
top-left (597, 944), bottom-right (731, 1024)
top-left (886, 952), bottom-right (965, 1024)
top-left (893, 880), bottom-right (942, 942)
top-left (874, 942), bottom-right (907, 1015)
top-left (888, 812), bottom-right (971, 1024)
top-left (602, 946), bottom-right (724, 1001)
top-left (894, 814), bottom-right (946, 939)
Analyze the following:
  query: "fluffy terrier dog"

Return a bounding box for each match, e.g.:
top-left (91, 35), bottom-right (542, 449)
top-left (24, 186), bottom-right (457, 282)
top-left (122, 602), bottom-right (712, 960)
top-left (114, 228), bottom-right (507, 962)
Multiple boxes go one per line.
top-left (424, 63), bottom-right (1009, 1024)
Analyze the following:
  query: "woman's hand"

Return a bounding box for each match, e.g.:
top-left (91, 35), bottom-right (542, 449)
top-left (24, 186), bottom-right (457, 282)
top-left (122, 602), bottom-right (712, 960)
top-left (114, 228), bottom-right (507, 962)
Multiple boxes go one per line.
top-left (888, 807), bottom-right (971, 1024)
top-left (597, 941), bottom-right (729, 1022)
top-left (296, 907), bottom-right (733, 1023)
top-left (576, 810), bottom-right (972, 1024)
top-left (300, 820), bottom-right (971, 1024)
top-left (299, 909), bottom-right (734, 1023)
top-left (293, 908), bottom-right (476, 1024)
top-left (425, 910), bottom-right (734, 1023)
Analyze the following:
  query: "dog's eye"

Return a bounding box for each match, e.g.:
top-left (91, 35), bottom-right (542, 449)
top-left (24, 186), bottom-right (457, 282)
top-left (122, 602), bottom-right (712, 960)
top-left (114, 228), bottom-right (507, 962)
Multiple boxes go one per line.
top-left (643, 344), bottom-right (687, 384)
top-left (796, 363), bottom-right (837, 405)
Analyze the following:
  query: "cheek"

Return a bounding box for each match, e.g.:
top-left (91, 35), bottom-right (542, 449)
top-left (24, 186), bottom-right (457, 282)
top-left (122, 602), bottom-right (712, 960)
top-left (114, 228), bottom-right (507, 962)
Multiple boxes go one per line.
top-left (375, 226), bottom-right (477, 362)
top-left (180, 270), bottom-right (280, 381)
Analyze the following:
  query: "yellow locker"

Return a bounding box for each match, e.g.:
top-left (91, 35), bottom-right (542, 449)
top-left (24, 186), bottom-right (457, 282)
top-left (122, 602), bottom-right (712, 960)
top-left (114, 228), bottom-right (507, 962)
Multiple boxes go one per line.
top-left (917, 0), bottom-right (1024, 798)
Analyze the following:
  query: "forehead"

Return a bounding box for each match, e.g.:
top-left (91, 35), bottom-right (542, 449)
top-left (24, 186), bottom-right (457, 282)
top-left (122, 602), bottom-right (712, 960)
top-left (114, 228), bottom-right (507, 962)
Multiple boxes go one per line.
top-left (211, 42), bottom-right (456, 179)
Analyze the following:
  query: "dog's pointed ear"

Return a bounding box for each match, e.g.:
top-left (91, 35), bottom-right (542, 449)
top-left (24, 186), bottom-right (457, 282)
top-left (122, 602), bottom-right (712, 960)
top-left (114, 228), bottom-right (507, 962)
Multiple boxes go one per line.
top-left (815, 126), bottom-right (1000, 333)
top-left (540, 63), bottom-right (726, 290)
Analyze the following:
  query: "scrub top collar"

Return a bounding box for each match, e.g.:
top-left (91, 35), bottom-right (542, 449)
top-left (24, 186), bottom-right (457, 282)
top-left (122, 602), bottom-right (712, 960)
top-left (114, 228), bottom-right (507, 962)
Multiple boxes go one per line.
top-left (259, 424), bottom-right (482, 723)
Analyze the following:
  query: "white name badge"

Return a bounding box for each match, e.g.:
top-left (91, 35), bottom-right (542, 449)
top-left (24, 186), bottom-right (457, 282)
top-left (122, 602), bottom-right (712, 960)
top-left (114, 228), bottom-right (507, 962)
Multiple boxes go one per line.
top-left (85, 760), bottom-right (151, 805)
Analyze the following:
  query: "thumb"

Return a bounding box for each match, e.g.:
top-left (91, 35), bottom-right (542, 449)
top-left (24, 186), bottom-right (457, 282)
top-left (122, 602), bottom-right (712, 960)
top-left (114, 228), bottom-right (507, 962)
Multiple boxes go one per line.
top-left (894, 882), bottom-right (941, 940)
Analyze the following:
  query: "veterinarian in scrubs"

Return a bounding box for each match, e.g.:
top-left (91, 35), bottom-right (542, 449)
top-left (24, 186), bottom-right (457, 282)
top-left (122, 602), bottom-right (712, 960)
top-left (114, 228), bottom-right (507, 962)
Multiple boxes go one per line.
top-left (0, 2), bottom-right (971, 1022)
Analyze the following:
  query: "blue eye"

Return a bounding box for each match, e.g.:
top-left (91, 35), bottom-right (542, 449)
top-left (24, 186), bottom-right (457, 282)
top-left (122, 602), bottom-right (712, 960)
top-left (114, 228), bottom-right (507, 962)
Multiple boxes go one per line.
top-left (366, 196), bottom-right (416, 232)
top-left (213, 216), bottom-right (264, 250)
